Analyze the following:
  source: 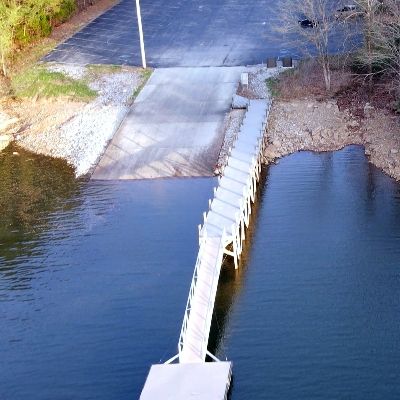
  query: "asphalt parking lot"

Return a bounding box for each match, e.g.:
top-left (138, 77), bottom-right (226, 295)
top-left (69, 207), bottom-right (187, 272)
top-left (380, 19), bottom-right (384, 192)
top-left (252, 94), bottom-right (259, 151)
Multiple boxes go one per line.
top-left (44, 0), bottom-right (293, 67)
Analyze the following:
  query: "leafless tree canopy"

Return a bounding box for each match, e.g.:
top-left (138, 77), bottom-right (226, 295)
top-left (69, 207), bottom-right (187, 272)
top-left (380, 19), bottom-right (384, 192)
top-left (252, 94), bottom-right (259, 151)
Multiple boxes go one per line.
top-left (275, 0), bottom-right (400, 99)
top-left (275, 0), bottom-right (341, 91)
top-left (371, 0), bottom-right (400, 95)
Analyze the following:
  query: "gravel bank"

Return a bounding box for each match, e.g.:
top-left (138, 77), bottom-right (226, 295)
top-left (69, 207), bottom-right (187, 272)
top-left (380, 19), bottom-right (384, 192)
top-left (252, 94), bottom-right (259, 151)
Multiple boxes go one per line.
top-left (217, 64), bottom-right (400, 182)
top-left (16, 63), bottom-right (148, 177)
top-left (264, 99), bottom-right (400, 181)
top-left (216, 65), bottom-right (285, 172)
top-left (215, 109), bottom-right (246, 174)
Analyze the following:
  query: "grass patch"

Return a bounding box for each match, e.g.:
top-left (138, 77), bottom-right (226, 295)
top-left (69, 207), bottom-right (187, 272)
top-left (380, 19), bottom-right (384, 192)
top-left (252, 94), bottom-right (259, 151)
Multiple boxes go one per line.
top-left (86, 64), bottom-right (123, 76)
top-left (11, 66), bottom-right (97, 101)
top-left (265, 76), bottom-right (280, 98)
top-left (266, 68), bottom-right (297, 98)
top-left (11, 39), bottom-right (58, 76)
top-left (141, 68), bottom-right (153, 81)
top-left (129, 68), bottom-right (153, 103)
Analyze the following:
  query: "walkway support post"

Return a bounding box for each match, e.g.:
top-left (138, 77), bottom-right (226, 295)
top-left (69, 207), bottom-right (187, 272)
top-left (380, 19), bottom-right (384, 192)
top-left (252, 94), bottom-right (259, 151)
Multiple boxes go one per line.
top-left (135, 0), bottom-right (147, 69)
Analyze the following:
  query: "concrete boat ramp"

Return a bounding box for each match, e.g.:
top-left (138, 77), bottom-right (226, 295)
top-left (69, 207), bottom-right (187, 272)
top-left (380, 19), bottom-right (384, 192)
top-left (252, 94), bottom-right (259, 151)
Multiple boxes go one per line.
top-left (92, 67), bottom-right (244, 180)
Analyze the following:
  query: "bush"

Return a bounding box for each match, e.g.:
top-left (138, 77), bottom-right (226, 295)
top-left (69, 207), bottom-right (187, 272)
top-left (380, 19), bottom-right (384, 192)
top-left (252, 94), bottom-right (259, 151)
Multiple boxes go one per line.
top-left (54, 0), bottom-right (76, 25)
top-left (15, 0), bottom-right (76, 46)
top-left (350, 52), bottom-right (389, 75)
top-left (0, 0), bottom-right (77, 76)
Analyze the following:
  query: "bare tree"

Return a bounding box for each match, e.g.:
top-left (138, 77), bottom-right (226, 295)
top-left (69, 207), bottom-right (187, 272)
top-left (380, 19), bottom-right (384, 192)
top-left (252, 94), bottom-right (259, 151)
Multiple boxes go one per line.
top-left (347, 0), bottom-right (400, 97)
top-left (370, 0), bottom-right (400, 96)
top-left (275, 0), bottom-right (340, 91)
top-left (349, 0), bottom-right (381, 85)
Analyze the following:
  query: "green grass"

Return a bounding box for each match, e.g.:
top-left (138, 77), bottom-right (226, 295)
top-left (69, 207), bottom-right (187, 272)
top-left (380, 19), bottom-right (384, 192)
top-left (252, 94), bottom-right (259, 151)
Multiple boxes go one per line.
top-left (11, 39), bottom-right (58, 75)
top-left (141, 68), bottom-right (153, 82)
top-left (11, 66), bottom-right (97, 101)
top-left (265, 76), bottom-right (280, 98)
top-left (265, 68), bottom-right (296, 98)
top-left (86, 64), bottom-right (123, 76)
top-left (130, 68), bottom-right (153, 103)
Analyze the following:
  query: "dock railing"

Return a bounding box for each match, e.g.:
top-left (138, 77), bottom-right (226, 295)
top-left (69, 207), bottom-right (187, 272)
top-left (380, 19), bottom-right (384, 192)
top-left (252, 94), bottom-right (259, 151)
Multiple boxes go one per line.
top-left (178, 228), bottom-right (227, 362)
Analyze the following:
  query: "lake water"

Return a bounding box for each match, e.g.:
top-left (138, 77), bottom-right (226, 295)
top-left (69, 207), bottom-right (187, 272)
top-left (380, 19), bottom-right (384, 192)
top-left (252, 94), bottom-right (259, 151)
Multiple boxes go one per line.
top-left (1, 145), bottom-right (399, 399)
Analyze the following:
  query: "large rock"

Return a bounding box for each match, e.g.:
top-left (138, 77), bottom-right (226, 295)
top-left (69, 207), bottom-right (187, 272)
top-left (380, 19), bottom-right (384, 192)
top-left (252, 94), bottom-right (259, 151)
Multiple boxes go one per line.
top-left (264, 144), bottom-right (279, 159)
top-left (232, 94), bottom-right (249, 109)
top-left (0, 112), bottom-right (18, 133)
top-left (0, 134), bottom-right (11, 151)
top-left (364, 102), bottom-right (374, 118)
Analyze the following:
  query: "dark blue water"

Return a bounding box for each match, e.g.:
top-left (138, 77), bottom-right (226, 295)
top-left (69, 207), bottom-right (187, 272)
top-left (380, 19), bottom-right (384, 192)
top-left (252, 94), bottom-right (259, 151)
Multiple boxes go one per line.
top-left (1, 145), bottom-right (399, 399)
top-left (215, 146), bottom-right (400, 399)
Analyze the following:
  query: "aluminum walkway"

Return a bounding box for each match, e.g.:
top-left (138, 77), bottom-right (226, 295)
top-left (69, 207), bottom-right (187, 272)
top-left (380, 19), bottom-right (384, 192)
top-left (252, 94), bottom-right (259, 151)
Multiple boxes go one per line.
top-left (140, 98), bottom-right (271, 399)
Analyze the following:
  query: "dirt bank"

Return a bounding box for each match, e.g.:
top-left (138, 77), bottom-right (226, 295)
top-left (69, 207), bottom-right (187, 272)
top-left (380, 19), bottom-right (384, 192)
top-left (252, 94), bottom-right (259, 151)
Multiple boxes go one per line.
top-left (1, 64), bottom-right (149, 177)
top-left (264, 99), bottom-right (400, 181)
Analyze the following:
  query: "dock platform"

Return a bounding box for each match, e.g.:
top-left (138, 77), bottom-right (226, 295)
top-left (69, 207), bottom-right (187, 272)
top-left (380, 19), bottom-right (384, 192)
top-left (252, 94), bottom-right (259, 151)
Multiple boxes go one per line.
top-left (140, 362), bottom-right (232, 400)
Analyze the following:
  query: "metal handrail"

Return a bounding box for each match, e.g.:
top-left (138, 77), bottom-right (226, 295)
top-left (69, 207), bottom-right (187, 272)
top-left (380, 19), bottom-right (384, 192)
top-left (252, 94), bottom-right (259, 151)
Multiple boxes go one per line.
top-left (178, 229), bottom-right (207, 353)
top-left (178, 230), bottom-right (226, 360)
top-left (177, 99), bottom-right (270, 361)
top-left (199, 228), bottom-right (226, 358)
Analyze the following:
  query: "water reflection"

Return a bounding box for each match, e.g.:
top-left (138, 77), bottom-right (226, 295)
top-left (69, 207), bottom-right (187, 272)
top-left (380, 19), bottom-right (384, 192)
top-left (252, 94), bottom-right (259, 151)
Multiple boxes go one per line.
top-left (0, 145), bottom-right (399, 400)
top-left (0, 144), bottom-right (81, 296)
top-left (215, 146), bottom-right (400, 399)
top-left (208, 168), bottom-right (268, 359)
top-left (0, 174), bottom-right (215, 400)
top-left (0, 144), bottom-right (79, 231)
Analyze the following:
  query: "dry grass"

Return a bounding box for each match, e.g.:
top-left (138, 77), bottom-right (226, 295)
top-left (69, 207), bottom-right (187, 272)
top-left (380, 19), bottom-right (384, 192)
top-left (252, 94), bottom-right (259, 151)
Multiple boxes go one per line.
top-left (269, 58), bottom-right (353, 101)
top-left (269, 56), bottom-right (398, 118)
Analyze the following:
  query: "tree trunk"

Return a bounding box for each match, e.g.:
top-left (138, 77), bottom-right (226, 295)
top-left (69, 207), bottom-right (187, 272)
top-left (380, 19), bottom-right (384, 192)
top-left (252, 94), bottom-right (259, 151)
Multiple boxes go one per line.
top-left (322, 60), bottom-right (331, 92)
top-left (0, 46), bottom-right (7, 77)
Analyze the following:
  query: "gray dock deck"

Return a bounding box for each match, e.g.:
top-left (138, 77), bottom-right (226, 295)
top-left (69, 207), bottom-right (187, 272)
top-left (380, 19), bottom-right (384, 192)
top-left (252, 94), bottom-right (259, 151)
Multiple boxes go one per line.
top-left (140, 362), bottom-right (232, 400)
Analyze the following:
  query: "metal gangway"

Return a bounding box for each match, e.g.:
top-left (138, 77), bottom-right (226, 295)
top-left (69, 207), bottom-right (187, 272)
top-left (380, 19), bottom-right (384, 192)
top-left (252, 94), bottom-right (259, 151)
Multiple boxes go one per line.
top-left (141, 99), bottom-right (271, 399)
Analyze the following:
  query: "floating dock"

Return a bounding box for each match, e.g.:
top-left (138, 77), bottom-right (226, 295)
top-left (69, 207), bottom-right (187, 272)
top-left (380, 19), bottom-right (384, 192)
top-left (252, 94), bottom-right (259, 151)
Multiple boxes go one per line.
top-left (140, 99), bottom-right (271, 399)
top-left (140, 362), bottom-right (232, 400)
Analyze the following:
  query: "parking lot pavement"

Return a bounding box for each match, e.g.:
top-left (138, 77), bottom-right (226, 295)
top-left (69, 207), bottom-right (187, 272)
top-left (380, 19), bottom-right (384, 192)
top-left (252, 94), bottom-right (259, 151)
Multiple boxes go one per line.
top-left (44, 0), bottom-right (292, 67)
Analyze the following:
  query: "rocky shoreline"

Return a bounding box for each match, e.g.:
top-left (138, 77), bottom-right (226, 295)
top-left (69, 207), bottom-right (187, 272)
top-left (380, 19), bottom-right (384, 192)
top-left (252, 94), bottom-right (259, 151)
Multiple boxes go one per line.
top-left (217, 65), bottom-right (399, 182)
top-left (216, 64), bottom-right (284, 173)
top-left (2, 63), bottom-right (398, 182)
top-left (264, 99), bottom-right (400, 182)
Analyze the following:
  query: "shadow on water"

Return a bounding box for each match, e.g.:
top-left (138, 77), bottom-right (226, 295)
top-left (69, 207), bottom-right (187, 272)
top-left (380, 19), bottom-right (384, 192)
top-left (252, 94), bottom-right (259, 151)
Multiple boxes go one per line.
top-left (205, 167), bottom-right (270, 399)
top-left (0, 144), bottom-right (81, 287)
top-left (1, 144), bottom-right (399, 399)
top-left (217, 146), bottom-right (400, 399)
top-left (207, 167), bottom-right (269, 360)
top-left (207, 147), bottom-right (400, 398)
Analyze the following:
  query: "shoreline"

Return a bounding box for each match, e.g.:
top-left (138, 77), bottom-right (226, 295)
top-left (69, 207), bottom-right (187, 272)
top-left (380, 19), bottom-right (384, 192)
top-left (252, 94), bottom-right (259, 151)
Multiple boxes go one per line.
top-left (263, 99), bottom-right (400, 183)
top-left (2, 65), bottom-right (399, 183)
top-left (1, 63), bottom-right (149, 178)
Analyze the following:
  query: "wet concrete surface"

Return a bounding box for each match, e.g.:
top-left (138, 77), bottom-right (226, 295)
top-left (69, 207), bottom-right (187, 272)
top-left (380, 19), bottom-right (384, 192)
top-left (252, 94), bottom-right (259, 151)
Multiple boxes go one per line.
top-left (92, 67), bottom-right (244, 180)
